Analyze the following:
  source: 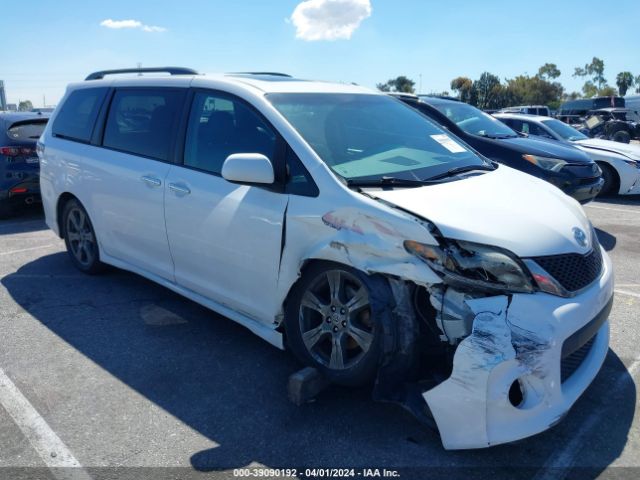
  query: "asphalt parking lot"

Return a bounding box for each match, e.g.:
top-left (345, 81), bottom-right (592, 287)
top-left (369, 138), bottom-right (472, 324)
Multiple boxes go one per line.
top-left (0, 198), bottom-right (638, 480)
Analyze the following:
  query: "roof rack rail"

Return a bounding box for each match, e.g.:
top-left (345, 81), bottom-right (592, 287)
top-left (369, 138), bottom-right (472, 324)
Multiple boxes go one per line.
top-left (229, 72), bottom-right (292, 77)
top-left (85, 67), bottom-right (199, 81)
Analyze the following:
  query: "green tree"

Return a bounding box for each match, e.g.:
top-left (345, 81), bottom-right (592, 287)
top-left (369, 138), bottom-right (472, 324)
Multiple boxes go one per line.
top-left (505, 75), bottom-right (564, 107)
top-left (537, 63), bottom-right (561, 80)
top-left (581, 81), bottom-right (598, 98)
top-left (563, 91), bottom-right (581, 101)
top-left (376, 76), bottom-right (416, 93)
top-left (598, 86), bottom-right (618, 97)
top-left (450, 76), bottom-right (473, 102)
top-left (574, 57), bottom-right (609, 96)
top-left (473, 72), bottom-right (502, 109)
top-left (18, 100), bottom-right (33, 111)
top-left (636, 75), bottom-right (640, 93)
top-left (616, 72), bottom-right (634, 96)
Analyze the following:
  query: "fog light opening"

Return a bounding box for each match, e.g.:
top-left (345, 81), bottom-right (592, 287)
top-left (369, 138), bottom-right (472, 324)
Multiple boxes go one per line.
top-left (509, 379), bottom-right (524, 407)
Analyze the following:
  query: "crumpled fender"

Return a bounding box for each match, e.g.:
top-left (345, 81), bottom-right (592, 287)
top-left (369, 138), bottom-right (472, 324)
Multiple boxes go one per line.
top-left (301, 207), bottom-right (442, 286)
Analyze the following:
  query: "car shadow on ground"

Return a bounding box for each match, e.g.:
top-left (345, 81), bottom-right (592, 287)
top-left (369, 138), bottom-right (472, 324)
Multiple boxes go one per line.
top-left (0, 205), bottom-right (48, 235)
top-left (595, 194), bottom-right (640, 206)
top-left (1, 253), bottom-right (635, 480)
top-left (595, 228), bottom-right (617, 251)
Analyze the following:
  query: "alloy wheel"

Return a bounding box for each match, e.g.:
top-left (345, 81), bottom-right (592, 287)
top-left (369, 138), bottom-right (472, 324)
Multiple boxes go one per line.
top-left (298, 269), bottom-right (374, 370)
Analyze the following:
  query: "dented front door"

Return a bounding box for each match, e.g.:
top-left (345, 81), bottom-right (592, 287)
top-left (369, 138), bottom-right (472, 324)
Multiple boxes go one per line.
top-left (163, 165), bottom-right (288, 323)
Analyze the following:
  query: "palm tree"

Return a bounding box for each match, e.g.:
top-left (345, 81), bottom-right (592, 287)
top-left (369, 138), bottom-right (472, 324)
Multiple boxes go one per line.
top-left (616, 72), bottom-right (635, 96)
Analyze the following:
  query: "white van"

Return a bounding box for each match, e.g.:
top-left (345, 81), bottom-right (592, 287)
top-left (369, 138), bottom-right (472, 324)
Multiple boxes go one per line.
top-left (38, 68), bottom-right (614, 450)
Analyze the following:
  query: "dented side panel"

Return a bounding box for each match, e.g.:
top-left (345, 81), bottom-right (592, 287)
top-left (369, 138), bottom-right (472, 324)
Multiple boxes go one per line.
top-left (275, 197), bottom-right (442, 322)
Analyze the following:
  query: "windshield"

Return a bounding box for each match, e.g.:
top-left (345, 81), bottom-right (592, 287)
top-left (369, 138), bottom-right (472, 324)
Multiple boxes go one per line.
top-left (542, 119), bottom-right (588, 141)
top-left (430, 102), bottom-right (518, 138)
top-left (267, 93), bottom-right (488, 183)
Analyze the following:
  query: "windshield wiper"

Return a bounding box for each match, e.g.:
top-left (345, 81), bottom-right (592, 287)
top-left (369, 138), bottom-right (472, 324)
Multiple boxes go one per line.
top-left (346, 176), bottom-right (436, 188)
top-left (477, 132), bottom-right (517, 139)
top-left (426, 164), bottom-right (495, 181)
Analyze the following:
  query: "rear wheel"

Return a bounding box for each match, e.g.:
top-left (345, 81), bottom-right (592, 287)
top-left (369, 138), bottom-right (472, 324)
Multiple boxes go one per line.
top-left (612, 130), bottom-right (631, 144)
top-left (62, 199), bottom-right (104, 274)
top-left (285, 263), bottom-right (386, 386)
top-left (597, 163), bottom-right (618, 196)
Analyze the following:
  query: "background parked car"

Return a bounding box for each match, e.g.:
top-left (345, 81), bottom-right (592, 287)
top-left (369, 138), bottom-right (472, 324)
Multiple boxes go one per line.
top-left (0, 112), bottom-right (49, 217)
top-left (557, 96), bottom-right (625, 124)
top-left (495, 112), bottom-right (640, 196)
top-left (498, 105), bottom-right (551, 116)
top-left (581, 108), bottom-right (640, 144)
top-left (394, 94), bottom-right (603, 203)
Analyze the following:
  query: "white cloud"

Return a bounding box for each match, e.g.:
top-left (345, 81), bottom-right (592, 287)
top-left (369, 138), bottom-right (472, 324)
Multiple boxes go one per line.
top-left (100, 19), bottom-right (166, 33)
top-left (290, 0), bottom-right (372, 41)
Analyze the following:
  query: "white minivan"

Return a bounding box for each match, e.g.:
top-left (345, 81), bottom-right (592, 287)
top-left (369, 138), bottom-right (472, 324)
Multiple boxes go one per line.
top-left (39, 68), bottom-right (614, 450)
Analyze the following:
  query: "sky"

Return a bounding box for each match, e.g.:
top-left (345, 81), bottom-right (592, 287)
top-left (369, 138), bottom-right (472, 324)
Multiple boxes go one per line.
top-left (1, 0), bottom-right (639, 107)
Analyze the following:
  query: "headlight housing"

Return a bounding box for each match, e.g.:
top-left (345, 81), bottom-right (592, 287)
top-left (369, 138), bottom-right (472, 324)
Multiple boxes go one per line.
top-left (404, 239), bottom-right (534, 294)
top-left (522, 154), bottom-right (567, 172)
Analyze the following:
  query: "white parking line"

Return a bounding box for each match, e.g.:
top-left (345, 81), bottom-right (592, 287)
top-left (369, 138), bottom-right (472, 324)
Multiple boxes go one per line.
top-left (0, 367), bottom-right (92, 480)
top-left (532, 356), bottom-right (640, 480)
top-left (615, 289), bottom-right (640, 299)
top-left (586, 205), bottom-right (640, 214)
top-left (0, 244), bottom-right (58, 256)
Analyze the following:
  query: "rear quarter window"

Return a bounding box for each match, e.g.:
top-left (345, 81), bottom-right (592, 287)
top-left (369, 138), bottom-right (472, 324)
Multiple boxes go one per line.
top-left (52, 88), bottom-right (108, 143)
top-left (7, 120), bottom-right (48, 143)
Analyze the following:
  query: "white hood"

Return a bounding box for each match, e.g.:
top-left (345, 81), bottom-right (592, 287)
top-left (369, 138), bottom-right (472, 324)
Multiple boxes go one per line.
top-left (575, 138), bottom-right (640, 161)
top-left (369, 166), bottom-right (593, 258)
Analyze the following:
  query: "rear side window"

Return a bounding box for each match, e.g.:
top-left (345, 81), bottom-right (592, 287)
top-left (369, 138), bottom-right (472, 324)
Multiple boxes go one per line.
top-left (7, 120), bottom-right (48, 142)
top-left (103, 89), bottom-right (184, 161)
top-left (52, 88), bottom-right (108, 142)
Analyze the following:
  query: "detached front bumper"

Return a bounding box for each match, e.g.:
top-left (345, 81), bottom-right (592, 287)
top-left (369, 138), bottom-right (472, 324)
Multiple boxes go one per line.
top-left (423, 247), bottom-right (614, 450)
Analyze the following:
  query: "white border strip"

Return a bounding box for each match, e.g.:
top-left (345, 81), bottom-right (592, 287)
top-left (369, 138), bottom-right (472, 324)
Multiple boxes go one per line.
top-left (0, 244), bottom-right (57, 256)
top-left (0, 367), bottom-right (92, 479)
top-left (615, 289), bottom-right (640, 299)
top-left (532, 356), bottom-right (640, 480)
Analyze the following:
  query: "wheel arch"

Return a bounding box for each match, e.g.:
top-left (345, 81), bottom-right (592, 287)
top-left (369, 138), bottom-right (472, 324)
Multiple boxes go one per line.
top-left (596, 161), bottom-right (621, 195)
top-left (56, 192), bottom-right (81, 238)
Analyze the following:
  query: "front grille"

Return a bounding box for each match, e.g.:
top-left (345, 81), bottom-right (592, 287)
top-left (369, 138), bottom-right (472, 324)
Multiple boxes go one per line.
top-left (561, 336), bottom-right (595, 382)
top-left (533, 247), bottom-right (603, 292)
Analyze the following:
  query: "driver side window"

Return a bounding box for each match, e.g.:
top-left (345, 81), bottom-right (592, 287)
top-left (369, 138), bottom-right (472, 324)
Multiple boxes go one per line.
top-left (184, 92), bottom-right (277, 175)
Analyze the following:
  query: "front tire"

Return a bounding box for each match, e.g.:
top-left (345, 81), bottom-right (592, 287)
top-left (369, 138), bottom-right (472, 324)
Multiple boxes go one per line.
top-left (597, 163), bottom-right (618, 196)
top-left (62, 199), bottom-right (104, 274)
top-left (285, 262), bottom-right (387, 386)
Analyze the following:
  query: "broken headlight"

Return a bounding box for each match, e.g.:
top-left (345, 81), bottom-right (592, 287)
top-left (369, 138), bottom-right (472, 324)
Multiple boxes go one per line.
top-left (404, 239), bottom-right (534, 294)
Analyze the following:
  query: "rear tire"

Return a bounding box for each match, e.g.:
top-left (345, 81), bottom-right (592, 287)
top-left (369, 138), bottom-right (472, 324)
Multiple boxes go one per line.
top-left (285, 262), bottom-right (388, 386)
top-left (597, 163), bottom-right (618, 196)
top-left (62, 199), bottom-right (105, 274)
top-left (612, 130), bottom-right (631, 144)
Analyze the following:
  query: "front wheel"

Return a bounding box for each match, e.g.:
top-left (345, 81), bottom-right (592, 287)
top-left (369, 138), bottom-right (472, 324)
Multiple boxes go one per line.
top-left (597, 163), bottom-right (618, 196)
top-left (62, 199), bottom-right (104, 274)
top-left (285, 263), bottom-right (386, 386)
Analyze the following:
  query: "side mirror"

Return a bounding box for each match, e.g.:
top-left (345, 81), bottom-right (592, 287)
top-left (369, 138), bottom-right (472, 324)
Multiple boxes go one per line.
top-left (221, 153), bottom-right (275, 185)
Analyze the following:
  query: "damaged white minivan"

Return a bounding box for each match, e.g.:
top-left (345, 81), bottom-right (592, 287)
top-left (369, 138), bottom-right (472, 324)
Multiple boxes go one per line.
top-left (39, 69), bottom-right (614, 450)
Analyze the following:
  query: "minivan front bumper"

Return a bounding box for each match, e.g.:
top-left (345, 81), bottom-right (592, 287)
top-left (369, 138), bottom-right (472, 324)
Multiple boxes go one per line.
top-left (423, 247), bottom-right (614, 450)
